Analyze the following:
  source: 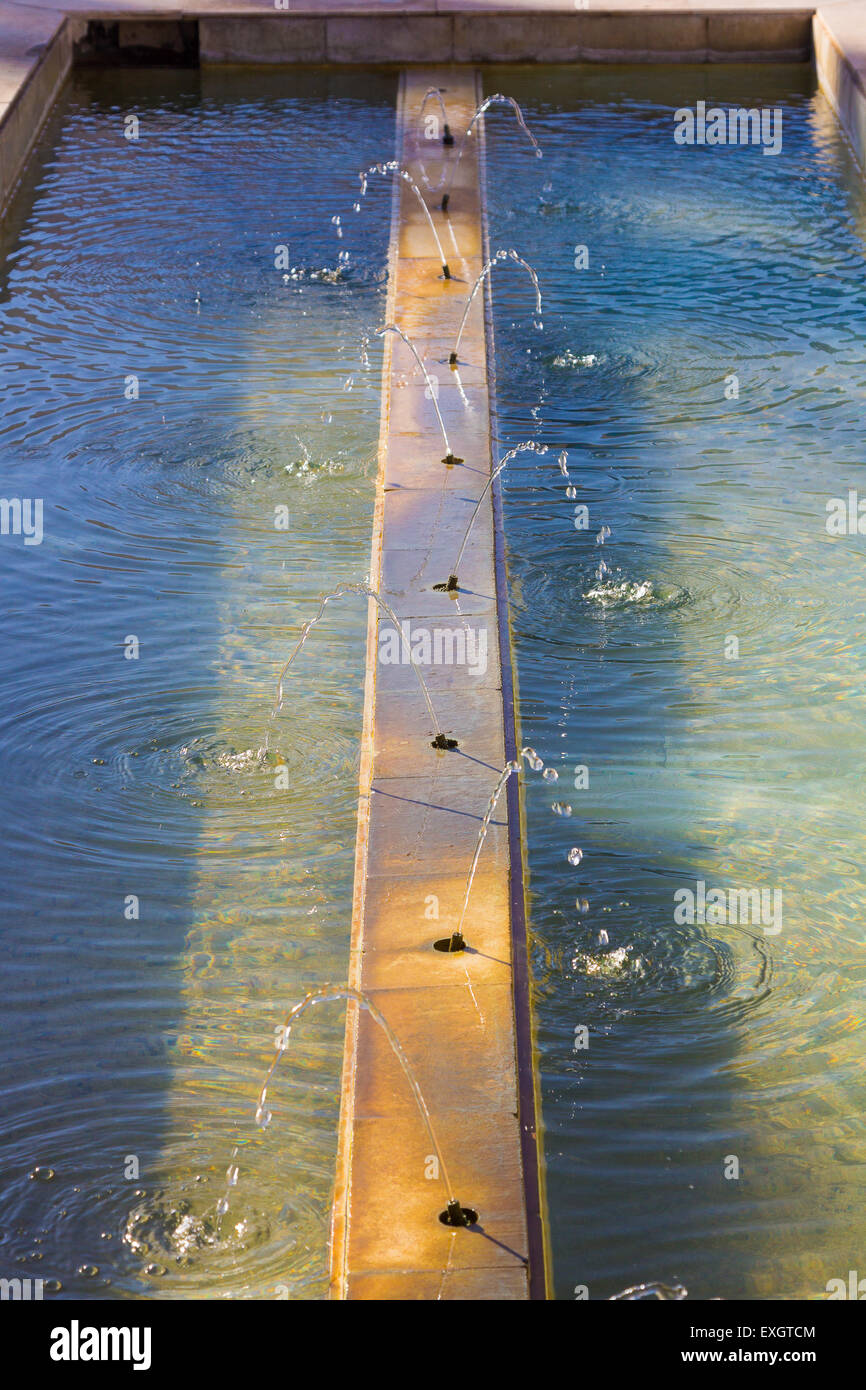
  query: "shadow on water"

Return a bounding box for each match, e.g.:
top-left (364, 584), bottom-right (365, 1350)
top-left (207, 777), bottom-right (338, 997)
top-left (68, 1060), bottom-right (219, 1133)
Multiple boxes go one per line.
top-left (0, 65), bottom-right (397, 1299)
top-left (483, 62), bottom-right (866, 1299)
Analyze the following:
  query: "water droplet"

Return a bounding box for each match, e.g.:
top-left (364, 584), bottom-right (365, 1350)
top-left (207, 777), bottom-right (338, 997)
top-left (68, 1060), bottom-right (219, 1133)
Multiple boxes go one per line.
top-left (226, 1166), bottom-right (239, 1188)
top-left (542, 767), bottom-right (558, 782)
top-left (216, 1197), bottom-right (229, 1217)
top-left (568, 847), bottom-right (583, 866)
top-left (552, 802), bottom-right (573, 817)
top-left (599, 929), bottom-right (609, 946)
top-left (77, 1265), bottom-right (99, 1279)
top-left (596, 525), bottom-right (611, 545)
top-left (43, 1279), bottom-right (62, 1294)
top-left (566, 485), bottom-right (577, 499)
top-left (29, 1167), bottom-right (55, 1182)
top-left (558, 450), bottom-right (569, 477)
top-left (144, 1263), bottom-right (167, 1277)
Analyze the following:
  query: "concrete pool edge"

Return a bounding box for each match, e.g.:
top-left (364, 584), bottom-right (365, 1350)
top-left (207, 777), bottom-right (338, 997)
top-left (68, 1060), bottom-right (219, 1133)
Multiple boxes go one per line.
top-left (2, 4), bottom-right (865, 229)
top-left (814, 7), bottom-right (866, 171)
top-left (328, 66), bottom-right (546, 1302)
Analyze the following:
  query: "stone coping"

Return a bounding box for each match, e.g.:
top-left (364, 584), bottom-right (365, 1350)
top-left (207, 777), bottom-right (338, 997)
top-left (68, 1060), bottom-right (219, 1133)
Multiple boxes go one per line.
top-left (328, 66), bottom-right (547, 1301)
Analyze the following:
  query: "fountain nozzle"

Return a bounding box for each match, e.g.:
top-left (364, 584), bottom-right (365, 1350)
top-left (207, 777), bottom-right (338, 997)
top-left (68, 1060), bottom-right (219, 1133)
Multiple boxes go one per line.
top-left (441, 455), bottom-right (463, 468)
top-left (441, 193), bottom-right (450, 213)
top-left (449, 351), bottom-right (458, 366)
top-left (440, 1199), bottom-right (478, 1228)
top-left (432, 574), bottom-right (459, 594)
top-left (442, 263), bottom-right (452, 280)
top-left (443, 123), bottom-right (455, 147)
top-left (431, 732), bottom-right (458, 751)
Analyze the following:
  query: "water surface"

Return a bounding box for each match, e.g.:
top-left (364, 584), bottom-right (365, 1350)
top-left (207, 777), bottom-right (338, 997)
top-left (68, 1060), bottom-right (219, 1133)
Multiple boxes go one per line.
top-left (0, 67), bottom-right (396, 1299)
top-left (483, 63), bottom-right (866, 1300)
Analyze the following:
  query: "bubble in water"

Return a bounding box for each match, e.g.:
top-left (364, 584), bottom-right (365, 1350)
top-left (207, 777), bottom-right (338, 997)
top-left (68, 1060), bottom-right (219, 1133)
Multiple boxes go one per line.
top-left (43, 1279), bottom-right (62, 1294)
top-left (77, 1265), bottom-right (99, 1279)
top-left (551, 801), bottom-right (572, 816)
top-left (29, 1167), bottom-right (55, 1182)
top-left (542, 767), bottom-right (558, 782)
top-left (568, 847), bottom-right (583, 866)
top-left (145, 1263), bottom-right (167, 1277)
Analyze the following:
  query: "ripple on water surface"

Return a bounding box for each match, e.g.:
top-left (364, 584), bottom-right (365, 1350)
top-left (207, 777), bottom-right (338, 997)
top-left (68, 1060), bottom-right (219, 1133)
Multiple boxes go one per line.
top-left (485, 62), bottom-right (866, 1299)
top-left (0, 68), bottom-right (396, 1298)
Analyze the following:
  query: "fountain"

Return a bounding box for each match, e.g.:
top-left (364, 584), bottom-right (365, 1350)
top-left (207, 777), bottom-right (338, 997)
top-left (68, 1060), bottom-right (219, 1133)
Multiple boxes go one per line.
top-left (434, 747), bottom-right (547, 954)
top-left (433, 441), bottom-right (549, 593)
top-left (217, 985), bottom-right (478, 1232)
top-left (265, 581), bottom-right (458, 752)
top-left (354, 162), bottom-right (454, 279)
top-left (417, 87), bottom-right (454, 146)
top-left (376, 323), bottom-right (463, 466)
top-left (440, 94), bottom-right (542, 212)
top-left (450, 250), bottom-right (542, 366)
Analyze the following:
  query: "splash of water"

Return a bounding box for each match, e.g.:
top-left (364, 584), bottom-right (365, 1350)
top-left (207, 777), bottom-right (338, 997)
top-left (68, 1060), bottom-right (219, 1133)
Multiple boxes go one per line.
top-left (217, 985), bottom-right (467, 1228)
top-left (446, 762), bottom-right (518, 952)
top-left (417, 87), bottom-right (454, 153)
top-left (445, 746), bottom-right (551, 952)
top-left (265, 582), bottom-right (445, 749)
top-left (609, 1279), bottom-right (687, 1301)
top-left (433, 441), bottom-right (549, 591)
top-left (376, 323), bottom-right (460, 464)
top-left (450, 250), bottom-right (542, 364)
top-left (356, 161), bottom-right (453, 277)
top-left (441, 94), bottom-right (542, 210)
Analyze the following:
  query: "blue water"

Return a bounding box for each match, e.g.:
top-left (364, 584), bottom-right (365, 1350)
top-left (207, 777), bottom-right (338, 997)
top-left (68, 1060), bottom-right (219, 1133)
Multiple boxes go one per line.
top-left (484, 63), bottom-right (866, 1300)
top-left (0, 67), bottom-right (395, 1299)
